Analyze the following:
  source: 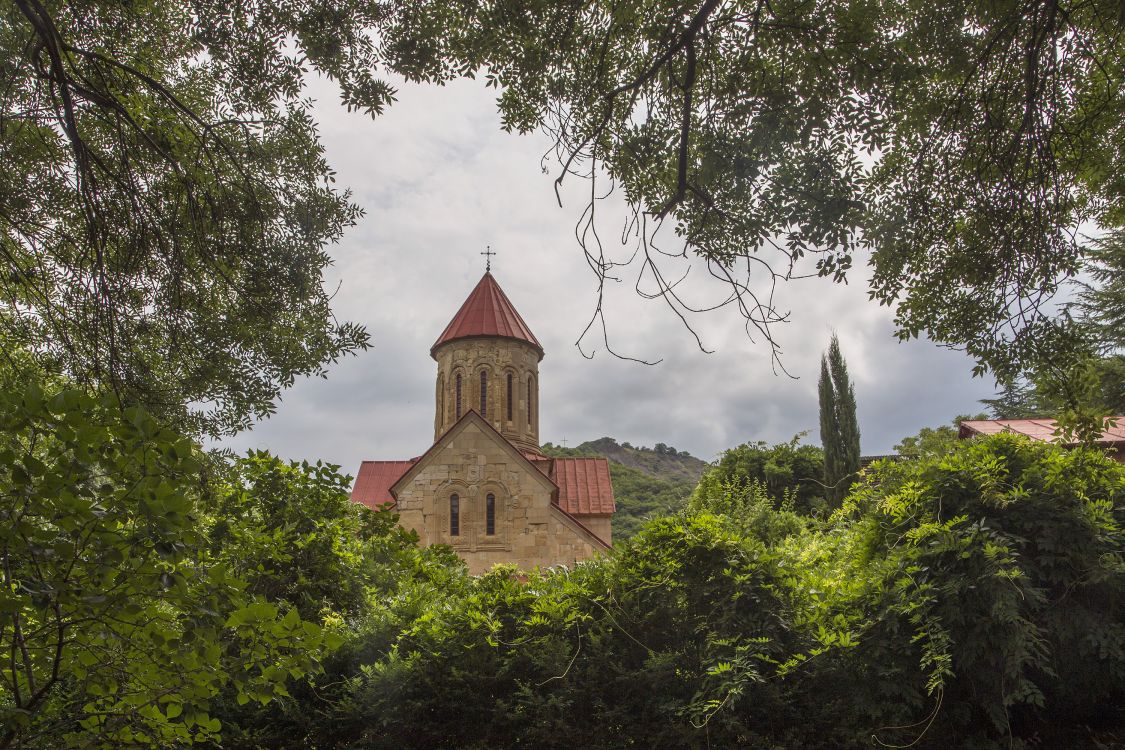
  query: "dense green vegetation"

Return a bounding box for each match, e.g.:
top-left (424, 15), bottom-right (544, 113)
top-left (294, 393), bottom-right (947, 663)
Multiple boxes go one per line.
top-left (234, 435), bottom-right (1124, 749)
top-left (693, 436), bottom-right (827, 514)
top-left (893, 415), bottom-right (987, 459)
top-left (3, 1), bottom-right (1123, 747)
top-left (10, 371), bottom-right (1118, 749)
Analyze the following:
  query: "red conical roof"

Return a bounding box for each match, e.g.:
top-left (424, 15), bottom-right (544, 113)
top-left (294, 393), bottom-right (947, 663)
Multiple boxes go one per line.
top-left (431, 272), bottom-right (543, 359)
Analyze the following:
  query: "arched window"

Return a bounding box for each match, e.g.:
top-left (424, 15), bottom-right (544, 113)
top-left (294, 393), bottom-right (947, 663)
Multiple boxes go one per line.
top-left (480, 370), bottom-right (488, 416)
top-left (527, 377), bottom-right (533, 427)
top-left (506, 373), bottom-right (513, 421)
top-left (450, 494), bottom-right (460, 537)
top-left (438, 374), bottom-right (444, 421)
top-left (486, 493), bottom-right (495, 536)
top-left (455, 373), bottom-right (462, 419)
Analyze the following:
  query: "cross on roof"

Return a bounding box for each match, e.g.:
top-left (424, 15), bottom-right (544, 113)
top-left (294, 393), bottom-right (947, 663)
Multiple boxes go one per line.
top-left (481, 245), bottom-right (495, 272)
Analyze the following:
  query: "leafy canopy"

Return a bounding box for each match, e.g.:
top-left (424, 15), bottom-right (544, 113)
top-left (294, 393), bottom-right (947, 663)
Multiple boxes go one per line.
top-left (692, 434), bottom-right (826, 514)
top-left (314, 434), bottom-right (1124, 749)
top-left (371, 0), bottom-right (1122, 375)
top-left (0, 378), bottom-right (335, 748)
top-left (6, 0), bottom-right (1118, 415)
top-left (2, 0), bottom-right (369, 435)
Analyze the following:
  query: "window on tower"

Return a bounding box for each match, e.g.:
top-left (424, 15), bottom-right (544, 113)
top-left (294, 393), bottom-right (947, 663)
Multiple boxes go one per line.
top-left (486, 493), bottom-right (495, 535)
top-left (506, 373), bottom-right (513, 421)
top-left (527, 378), bottom-right (533, 427)
top-left (455, 373), bottom-right (462, 418)
top-left (450, 494), bottom-right (460, 537)
top-left (480, 370), bottom-right (488, 416)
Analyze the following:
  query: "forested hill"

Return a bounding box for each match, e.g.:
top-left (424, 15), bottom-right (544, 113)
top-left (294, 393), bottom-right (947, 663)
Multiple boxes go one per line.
top-left (540, 438), bottom-right (707, 539)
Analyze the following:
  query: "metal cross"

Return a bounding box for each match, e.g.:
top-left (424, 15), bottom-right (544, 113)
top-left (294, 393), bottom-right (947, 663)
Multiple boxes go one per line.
top-left (481, 245), bottom-right (495, 272)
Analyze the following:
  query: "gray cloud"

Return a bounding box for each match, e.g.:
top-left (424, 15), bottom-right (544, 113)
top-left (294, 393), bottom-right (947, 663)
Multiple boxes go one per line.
top-left (221, 75), bottom-right (996, 475)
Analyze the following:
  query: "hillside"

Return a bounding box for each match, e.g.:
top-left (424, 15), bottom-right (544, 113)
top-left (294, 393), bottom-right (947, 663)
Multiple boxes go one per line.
top-left (541, 437), bottom-right (707, 540)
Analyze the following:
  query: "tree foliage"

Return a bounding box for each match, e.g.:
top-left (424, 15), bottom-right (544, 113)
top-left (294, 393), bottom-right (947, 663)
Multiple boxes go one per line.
top-left (1075, 229), bottom-right (1125, 353)
top-left (5, 361), bottom-right (1121, 749)
top-left (0, 377), bottom-right (336, 748)
top-left (369, 0), bottom-right (1122, 375)
top-left (6, 0), bottom-right (1116, 401)
top-left (692, 435), bottom-right (826, 514)
top-left (2, 3), bottom-right (1123, 748)
top-left (836, 436), bottom-right (1125, 744)
top-left (893, 414), bottom-right (986, 459)
top-left (2, 0), bottom-right (369, 435)
top-left (281, 434), bottom-right (1125, 749)
top-left (200, 454), bottom-right (468, 750)
top-left (819, 335), bottom-right (860, 504)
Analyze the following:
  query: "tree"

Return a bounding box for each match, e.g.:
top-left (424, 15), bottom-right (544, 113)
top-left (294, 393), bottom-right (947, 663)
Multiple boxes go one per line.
top-left (980, 378), bottom-right (1051, 419)
top-left (368, 0), bottom-right (1121, 377)
top-left (324, 434), bottom-right (1124, 750)
top-left (983, 356), bottom-right (1125, 423)
top-left (893, 414), bottom-right (987, 459)
top-left (691, 435), bottom-right (826, 514)
top-left (2, 0), bottom-right (370, 436)
top-left (201, 453), bottom-right (468, 750)
top-left (819, 335), bottom-right (860, 504)
top-left (979, 230), bottom-right (1125, 430)
top-left (0, 376), bottom-right (332, 749)
top-left (837, 435), bottom-right (1125, 745)
top-left (1075, 229), bottom-right (1125, 353)
top-left (6, 0), bottom-right (1118, 411)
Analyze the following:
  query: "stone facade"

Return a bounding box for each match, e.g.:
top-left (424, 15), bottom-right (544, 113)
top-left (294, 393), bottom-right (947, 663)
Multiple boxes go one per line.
top-left (352, 271), bottom-right (615, 575)
top-left (433, 337), bottom-right (541, 454)
top-left (393, 412), bottom-right (607, 575)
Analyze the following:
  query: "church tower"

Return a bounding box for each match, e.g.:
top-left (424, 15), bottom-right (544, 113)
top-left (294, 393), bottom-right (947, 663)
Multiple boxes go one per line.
top-left (351, 267), bottom-right (614, 575)
top-left (430, 271), bottom-right (543, 454)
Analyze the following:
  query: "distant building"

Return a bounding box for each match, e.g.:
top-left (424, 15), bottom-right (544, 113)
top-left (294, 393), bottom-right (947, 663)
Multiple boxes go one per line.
top-left (958, 417), bottom-right (1125, 462)
top-left (350, 271), bottom-right (615, 574)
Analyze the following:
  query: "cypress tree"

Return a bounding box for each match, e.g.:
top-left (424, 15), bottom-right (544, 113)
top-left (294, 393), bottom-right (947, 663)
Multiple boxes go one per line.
top-left (818, 356), bottom-right (840, 497)
top-left (819, 334), bottom-right (861, 504)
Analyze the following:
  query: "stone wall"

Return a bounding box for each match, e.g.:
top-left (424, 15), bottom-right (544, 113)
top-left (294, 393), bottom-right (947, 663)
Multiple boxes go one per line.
top-left (432, 337), bottom-right (541, 453)
top-left (396, 419), bottom-right (605, 575)
top-left (577, 515), bottom-right (612, 546)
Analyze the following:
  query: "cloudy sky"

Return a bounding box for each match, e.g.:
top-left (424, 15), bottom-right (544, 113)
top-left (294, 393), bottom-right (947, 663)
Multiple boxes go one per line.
top-left (222, 74), bottom-right (997, 472)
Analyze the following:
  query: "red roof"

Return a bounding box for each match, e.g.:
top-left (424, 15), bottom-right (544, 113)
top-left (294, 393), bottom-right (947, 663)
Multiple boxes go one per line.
top-left (959, 417), bottom-right (1125, 445)
top-left (352, 454), bottom-right (616, 517)
top-left (351, 460), bottom-right (415, 509)
top-left (550, 457), bottom-right (616, 515)
top-left (431, 272), bottom-right (543, 359)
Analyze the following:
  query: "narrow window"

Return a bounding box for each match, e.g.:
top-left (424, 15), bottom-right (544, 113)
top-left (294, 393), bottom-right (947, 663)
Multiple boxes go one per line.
top-left (480, 370), bottom-right (488, 416)
top-left (506, 373), bottom-right (513, 421)
top-left (455, 373), bottom-right (462, 418)
top-left (486, 493), bottom-right (495, 536)
top-left (527, 378), bottom-right (533, 427)
top-left (438, 375), bottom-right (444, 422)
top-left (450, 494), bottom-right (460, 537)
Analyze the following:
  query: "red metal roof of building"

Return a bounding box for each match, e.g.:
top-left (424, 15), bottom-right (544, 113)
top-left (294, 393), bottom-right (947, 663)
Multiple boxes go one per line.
top-left (351, 454), bottom-right (617, 517)
top-left (550, 457), bottom-right (616, 515)
top-left (959, 417), bottom-right (1125, 445)
top-left (351, 460), bottom-right (415, 509)
top-left (431, 272), bottom-right (543, 359)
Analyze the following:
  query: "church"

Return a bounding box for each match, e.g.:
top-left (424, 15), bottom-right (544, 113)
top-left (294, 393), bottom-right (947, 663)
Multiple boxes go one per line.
top-left (350, 269), bottom-right (616, 574)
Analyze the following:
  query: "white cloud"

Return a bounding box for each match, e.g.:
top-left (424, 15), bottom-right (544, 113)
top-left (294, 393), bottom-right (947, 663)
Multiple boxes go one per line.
top-left (221, 74), bottom-right (996, 474)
